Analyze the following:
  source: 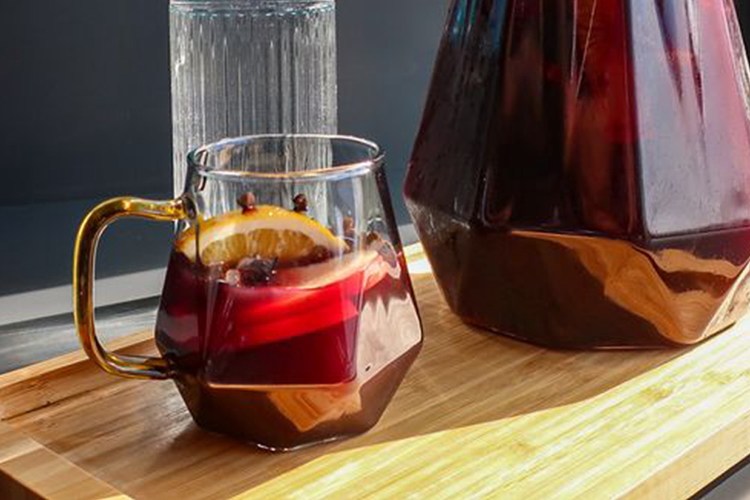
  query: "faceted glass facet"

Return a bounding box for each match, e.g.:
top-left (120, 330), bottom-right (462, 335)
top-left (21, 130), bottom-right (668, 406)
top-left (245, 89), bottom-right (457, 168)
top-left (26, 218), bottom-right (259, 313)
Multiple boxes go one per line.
top-left (405, 0), bottom-right (750, 347)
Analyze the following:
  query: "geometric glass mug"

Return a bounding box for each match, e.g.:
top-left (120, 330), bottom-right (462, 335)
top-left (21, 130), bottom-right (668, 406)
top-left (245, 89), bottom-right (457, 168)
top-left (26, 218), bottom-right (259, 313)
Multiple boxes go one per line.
top-left (73, 135), bottom-right (423, 450)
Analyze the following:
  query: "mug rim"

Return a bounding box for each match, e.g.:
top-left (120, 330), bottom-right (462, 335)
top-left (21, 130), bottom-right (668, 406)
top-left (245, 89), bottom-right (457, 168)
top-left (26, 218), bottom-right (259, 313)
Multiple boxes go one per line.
top-left (187, 134), bottom-right (384, 181)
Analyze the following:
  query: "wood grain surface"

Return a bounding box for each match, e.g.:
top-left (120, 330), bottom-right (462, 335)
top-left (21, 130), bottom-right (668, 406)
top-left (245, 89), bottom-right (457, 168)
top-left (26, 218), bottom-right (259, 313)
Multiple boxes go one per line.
top-left (1, 247), bottom-right (750, 499)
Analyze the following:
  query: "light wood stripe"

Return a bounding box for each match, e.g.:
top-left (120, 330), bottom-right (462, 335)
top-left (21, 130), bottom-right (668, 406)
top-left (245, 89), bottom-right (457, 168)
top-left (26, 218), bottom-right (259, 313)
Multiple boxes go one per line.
top-left (0, 422), bottom-right (127, 499)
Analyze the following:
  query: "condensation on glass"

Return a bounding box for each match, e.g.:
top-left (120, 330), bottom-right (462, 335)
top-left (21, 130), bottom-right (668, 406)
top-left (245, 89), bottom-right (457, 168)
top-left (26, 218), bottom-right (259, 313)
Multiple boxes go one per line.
top-left (170, 0), bottom-right (338, 195)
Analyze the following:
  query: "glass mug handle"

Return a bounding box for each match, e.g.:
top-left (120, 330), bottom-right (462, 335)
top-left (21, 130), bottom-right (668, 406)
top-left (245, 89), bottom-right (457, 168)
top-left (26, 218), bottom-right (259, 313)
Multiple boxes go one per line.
top-left (73, 197), bottom-right (189, 380)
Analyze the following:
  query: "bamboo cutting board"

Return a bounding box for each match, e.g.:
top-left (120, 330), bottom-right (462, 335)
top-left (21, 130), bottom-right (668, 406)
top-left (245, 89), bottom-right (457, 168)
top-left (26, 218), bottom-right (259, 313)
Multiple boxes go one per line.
top-left (2, 246), bottom-right (750, 499)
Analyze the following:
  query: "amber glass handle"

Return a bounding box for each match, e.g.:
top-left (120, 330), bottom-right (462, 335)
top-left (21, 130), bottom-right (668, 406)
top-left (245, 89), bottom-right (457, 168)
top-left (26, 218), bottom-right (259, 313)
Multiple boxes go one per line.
top-left (73, 197), bottom-right (188, 380)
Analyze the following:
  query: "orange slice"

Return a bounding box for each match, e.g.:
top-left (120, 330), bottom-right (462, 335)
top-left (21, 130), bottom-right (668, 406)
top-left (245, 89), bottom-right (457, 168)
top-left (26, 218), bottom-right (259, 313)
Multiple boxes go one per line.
top-left (274, 250), bottom-right (380, 288)
top-left (177, 206), bottom-right (347, 266)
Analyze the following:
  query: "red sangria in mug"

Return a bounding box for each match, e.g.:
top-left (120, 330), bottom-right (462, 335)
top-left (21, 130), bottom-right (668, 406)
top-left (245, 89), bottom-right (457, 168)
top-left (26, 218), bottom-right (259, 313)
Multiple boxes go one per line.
top-left (73, 135), bottom-right (423, 450)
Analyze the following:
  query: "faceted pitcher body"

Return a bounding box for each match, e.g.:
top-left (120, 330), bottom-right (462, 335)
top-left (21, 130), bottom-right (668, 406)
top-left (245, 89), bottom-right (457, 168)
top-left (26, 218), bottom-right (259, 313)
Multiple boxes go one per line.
top-left (405, 0), bottom-right (750, 347)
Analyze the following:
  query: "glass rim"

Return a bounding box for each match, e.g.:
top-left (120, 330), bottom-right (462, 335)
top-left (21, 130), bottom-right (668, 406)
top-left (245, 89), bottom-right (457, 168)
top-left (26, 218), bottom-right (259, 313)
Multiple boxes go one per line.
top-left (187, 134), bottom-right (384, 181)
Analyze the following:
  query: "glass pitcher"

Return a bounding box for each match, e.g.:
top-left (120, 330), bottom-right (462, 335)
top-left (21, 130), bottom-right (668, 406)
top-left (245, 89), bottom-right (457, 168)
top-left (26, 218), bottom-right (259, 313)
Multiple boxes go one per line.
top-left (405, 0), bottom-right (750, 348)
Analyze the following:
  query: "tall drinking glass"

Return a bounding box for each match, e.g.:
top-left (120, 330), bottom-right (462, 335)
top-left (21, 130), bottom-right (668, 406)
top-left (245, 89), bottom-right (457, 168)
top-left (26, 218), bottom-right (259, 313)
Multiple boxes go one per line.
top-left (170, 0), bottom-right (338, 195)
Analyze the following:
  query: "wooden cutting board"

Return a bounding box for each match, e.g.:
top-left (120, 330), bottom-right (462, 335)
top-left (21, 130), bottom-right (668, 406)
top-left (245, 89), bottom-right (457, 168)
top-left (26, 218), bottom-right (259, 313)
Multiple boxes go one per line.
top-left (2, 245), bottom-right (750, 499)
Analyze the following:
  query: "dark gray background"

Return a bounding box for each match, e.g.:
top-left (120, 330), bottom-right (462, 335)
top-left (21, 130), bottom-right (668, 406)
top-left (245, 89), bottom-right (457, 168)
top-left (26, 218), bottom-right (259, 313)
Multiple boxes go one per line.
top-left (0, 1), bottom-right (749, 297)
top-left (0, 0), bottom-right (447, 296)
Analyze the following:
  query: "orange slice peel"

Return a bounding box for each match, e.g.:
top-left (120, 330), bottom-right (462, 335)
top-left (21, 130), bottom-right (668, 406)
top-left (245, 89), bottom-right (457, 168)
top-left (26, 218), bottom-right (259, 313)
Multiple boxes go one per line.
top-left (177, 206), bottom-right (348, 266)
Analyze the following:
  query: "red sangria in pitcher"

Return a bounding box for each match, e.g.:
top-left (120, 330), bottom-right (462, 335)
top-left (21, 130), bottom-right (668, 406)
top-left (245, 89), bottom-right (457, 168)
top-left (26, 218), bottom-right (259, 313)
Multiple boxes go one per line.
top-left (406, 0), bottom-right (750, 348)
